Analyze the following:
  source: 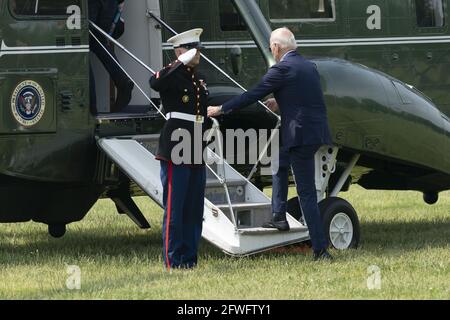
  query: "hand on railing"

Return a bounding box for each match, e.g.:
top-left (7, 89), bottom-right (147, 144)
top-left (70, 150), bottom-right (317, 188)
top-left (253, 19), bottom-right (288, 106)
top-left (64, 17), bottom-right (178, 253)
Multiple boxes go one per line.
top-left (207, 105), bottom-right (224, 118)
top-left (264, 98), bottom-right (279, 113)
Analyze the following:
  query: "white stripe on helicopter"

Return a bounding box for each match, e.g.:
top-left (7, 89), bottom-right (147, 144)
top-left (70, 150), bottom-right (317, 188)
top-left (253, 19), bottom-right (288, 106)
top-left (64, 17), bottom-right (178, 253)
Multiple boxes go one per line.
top-left (0, 41), bottom-right (89, 58)
top-left (162, 35), bottom-right (450, 49)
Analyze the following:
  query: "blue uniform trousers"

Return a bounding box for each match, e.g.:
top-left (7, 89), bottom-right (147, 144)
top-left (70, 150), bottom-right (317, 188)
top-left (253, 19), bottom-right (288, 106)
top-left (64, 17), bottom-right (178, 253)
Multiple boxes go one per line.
top-left (272, 145), bottom-right (329, 252)
top-left (160, 161), bottom-right (206, 269)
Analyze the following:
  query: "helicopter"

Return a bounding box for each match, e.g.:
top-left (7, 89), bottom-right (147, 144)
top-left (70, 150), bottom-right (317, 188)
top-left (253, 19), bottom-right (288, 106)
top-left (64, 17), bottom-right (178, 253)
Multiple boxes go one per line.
top-left (0, 0), bottom-right (448, 254)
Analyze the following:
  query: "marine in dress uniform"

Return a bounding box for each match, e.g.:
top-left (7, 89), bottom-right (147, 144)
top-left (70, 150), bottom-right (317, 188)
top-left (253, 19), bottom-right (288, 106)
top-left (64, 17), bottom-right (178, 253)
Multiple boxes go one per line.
top-left (208, 28), bottom-right (334, 261)
top-left (149, 29), bottom-right (209, 270)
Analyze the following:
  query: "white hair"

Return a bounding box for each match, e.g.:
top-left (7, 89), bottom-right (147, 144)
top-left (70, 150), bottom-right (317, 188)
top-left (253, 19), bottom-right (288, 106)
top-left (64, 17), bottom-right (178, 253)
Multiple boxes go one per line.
top-left (270, 27), bottom-right (297, 51)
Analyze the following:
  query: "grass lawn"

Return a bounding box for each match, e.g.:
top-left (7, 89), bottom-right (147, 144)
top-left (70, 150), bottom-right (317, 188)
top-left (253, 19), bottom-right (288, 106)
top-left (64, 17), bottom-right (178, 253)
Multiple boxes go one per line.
top-left (0, 186), bottom-right (449, 300)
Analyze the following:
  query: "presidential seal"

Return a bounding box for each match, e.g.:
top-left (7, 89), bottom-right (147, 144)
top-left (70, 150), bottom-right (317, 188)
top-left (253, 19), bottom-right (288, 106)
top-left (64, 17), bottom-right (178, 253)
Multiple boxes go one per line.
top-left (11, 80), bottom-right (46, 127)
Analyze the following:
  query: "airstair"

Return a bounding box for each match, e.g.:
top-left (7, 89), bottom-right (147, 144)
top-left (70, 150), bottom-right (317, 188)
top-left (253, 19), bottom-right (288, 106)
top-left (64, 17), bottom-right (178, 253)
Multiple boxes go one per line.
top-left (97, 128), bottom-right (323, 256)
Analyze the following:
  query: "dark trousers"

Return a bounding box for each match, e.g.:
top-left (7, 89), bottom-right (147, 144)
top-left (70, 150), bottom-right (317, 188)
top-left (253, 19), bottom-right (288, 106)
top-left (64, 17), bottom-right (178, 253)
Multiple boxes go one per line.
top-left (271, 147), bottom-right (290, 215)
top-left (272, 145), bottom-right (329, 252)
top-left (160, 161), bottom-right (206, 269)
top-left (88, 0), bottom-right (128, 111)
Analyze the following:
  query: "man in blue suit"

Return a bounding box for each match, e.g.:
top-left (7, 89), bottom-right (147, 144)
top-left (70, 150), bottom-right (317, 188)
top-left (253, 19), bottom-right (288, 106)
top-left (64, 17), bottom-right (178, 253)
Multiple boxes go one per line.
top-left (208, 28), bottom-right (333, 261)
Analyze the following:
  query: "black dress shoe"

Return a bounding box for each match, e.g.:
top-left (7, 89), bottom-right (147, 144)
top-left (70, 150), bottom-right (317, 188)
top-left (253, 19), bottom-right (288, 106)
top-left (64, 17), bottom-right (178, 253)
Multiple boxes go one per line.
top-left (262, 219), bottom-right (290, 231)
top-left (313, 249), bottom-right (334, 261)
top-left (113, 79), bottom-right (134, 112)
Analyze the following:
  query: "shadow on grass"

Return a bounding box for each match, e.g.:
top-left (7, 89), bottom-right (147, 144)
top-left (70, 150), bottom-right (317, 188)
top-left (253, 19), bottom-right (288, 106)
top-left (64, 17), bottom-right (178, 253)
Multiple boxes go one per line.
top-left (0, 227), bottom-right (162, 265)
top-left (206, 218), bottom-right (450, 261)
top-left (360, 219), bottom-right (450, 249)
top-left (1, 219), bottom-right (448, 265)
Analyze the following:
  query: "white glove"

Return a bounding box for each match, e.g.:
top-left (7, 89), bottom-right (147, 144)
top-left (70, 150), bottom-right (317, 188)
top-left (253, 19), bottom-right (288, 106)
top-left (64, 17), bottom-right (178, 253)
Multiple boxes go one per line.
top-left (178, 48), bottom-right (197, 65)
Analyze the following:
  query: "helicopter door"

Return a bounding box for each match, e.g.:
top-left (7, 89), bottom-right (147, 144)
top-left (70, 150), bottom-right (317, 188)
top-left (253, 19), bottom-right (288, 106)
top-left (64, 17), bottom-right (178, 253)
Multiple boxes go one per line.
top-left (92, 0), bottom-right (163, 113)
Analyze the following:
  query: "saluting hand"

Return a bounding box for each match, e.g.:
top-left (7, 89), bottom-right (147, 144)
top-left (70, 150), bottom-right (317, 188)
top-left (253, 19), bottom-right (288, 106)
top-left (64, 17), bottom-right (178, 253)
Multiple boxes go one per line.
top-left (265, 98), bottom-right (279, 112)
top-left (208, 106), bottom-right (222, 118)
top-left (178, 49), bottom-right (198, 65)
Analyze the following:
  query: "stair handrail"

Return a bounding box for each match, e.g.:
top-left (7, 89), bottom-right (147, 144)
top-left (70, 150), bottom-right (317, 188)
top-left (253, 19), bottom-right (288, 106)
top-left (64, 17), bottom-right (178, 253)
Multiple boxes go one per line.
top-left (90, 25), bottom-right (227, 182)
top-left (145, 14), bottom-right (282, 184)
top-left (206, 118), bottom-right (237, 228)
top-left (89, 25), bottom-right (165, 119)
top-left (147, 11), bottom-right (280, 121)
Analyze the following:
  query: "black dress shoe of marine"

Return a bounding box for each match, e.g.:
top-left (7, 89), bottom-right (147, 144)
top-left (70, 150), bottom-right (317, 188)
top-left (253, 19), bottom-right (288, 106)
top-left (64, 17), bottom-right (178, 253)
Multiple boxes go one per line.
top-left (113, 79), bottom-right (134, 112)
top-left (313, 249), bottom-right (334, 261)
top-left (262, 219), bottom-right (290, 231)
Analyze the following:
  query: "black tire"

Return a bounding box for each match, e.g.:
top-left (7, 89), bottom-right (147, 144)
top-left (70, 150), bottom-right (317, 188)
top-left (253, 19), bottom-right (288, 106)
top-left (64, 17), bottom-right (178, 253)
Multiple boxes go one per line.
top-left (48, 224), bottom-right (66, 238)
top-left (319, 197), bottom-right (360, 250)
top-left (423, 192), bottom-right (439, 205)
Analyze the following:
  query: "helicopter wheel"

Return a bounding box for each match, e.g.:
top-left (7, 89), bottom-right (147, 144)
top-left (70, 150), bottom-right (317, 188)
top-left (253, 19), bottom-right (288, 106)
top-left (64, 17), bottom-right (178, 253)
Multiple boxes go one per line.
top-left (319, 197), bottom-right (360, 250)
top-left (423, 192), bottom-right (439, 205)
top-left (48, 224), bottom-right (66, 238)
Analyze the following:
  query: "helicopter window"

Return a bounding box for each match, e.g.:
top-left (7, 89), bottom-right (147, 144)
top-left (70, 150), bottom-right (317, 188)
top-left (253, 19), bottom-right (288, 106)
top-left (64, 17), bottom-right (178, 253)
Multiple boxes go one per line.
top-left (415, 0), bottom-right (445, 28)
top-left (269, 0), bottom-right (335, 23)
top-left (10, 0), bottom-right (81, 17)
top-left (219, 0), bottom-right (247, 31)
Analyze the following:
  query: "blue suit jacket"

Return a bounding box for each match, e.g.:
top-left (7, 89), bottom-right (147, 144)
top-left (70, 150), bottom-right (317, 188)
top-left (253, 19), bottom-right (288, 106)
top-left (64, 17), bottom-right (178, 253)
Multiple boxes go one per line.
top-left (222, 51), bottom-right (332, 149)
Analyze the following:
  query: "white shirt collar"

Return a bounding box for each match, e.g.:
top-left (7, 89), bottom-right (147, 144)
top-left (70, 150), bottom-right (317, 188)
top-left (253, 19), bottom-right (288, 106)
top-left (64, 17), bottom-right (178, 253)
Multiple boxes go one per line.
top-left (280, 50), bottom-right (296, 62)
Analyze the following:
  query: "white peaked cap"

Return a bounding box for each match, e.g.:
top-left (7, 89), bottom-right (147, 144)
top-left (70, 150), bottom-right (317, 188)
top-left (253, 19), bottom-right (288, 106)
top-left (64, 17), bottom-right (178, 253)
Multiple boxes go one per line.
top-left (167, 28), bottom-right (204, 48)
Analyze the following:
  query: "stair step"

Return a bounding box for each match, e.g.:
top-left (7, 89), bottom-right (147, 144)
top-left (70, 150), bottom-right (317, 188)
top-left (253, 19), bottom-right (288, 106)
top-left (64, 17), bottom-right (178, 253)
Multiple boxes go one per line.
top-left (238, 225), bottom-right (308, 235)
top-left (216, 202), bottom-right (271, 211)
top-left (99, 133), bottom-right (311, 257)
top-left (206, 178), bottom-right (246, 188)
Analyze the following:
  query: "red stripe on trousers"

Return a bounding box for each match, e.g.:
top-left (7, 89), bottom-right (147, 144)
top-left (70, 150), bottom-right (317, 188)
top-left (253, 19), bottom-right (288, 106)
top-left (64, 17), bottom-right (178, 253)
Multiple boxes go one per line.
top-left (165, 161), bottom-right (173, 271)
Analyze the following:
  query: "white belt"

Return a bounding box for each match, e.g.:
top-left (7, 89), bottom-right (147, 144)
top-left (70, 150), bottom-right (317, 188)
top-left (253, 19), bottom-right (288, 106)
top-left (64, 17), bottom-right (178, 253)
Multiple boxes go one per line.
top-left (166, 112), bottom-right (204, 123)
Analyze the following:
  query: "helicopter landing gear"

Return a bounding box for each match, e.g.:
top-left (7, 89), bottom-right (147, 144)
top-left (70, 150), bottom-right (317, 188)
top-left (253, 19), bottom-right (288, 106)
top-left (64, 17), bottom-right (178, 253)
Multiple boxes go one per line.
top-left (287, 147), bottom-right (362, 250)
top-left (423, 192), bottom-right (439, 205)
top-left (319, 197), bottom-right (360, 249)
top-left (48, 224), bottom-right (66, 238)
